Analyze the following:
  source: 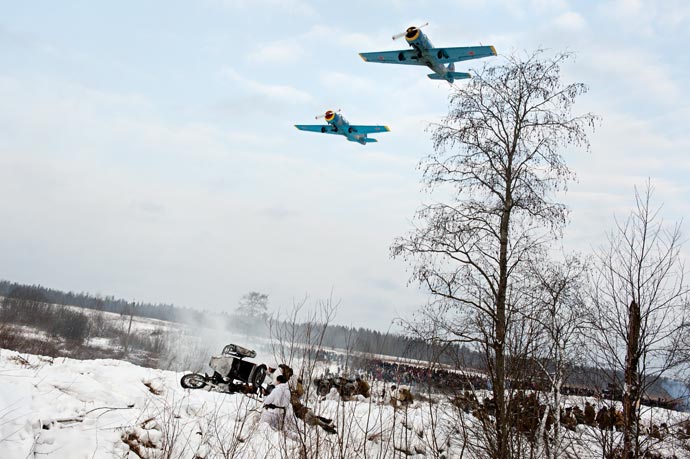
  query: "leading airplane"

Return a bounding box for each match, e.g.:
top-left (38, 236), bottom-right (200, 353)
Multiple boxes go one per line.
top-left (295, 110), bottom-right (390, 145)
top-left (359, 23), bottom-right (497, 84)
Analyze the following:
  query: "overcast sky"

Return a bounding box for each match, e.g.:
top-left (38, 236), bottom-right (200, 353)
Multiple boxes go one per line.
top-left (1, 0), bottom-right (689, 331)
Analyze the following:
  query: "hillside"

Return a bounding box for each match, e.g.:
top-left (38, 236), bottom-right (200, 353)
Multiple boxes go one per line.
top-left (1, 349), bottom-right (690, 459)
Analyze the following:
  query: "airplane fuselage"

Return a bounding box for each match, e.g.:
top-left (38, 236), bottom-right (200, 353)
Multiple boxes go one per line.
top-left (405, 30), bottom-right (450, 78)
top-left (326, 113), bottom-right (369, 145)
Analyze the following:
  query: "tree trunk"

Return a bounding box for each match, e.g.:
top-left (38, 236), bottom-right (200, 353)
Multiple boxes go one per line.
top-left (623, 300), bottom-right (641, 459)
top-left (123, 304), bottom-right (134, 357)
top-left (495, 195), bottom-right (511, 459)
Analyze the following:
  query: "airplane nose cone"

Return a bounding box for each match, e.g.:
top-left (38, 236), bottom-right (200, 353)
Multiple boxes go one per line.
top-left (325, 110), bottom-right (335, 121)
top-left (405, 27), bottom-right (419, 41)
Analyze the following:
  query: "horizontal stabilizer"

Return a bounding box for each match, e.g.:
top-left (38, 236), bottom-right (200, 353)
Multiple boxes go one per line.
top-left (347, 137), bottom-right (378, 144)
top-left (428, 72), bottom-right (471, 81)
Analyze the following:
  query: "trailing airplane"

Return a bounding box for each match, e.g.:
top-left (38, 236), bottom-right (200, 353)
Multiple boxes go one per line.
top-left (295, 110), bottom-right (390, 145)
top-left (359, 23), bottom-right (497, 83)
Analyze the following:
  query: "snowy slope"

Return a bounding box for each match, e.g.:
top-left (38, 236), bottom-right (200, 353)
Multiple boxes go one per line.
top-left (1, 348), bottom-right (689, 459)
top-left (0, 350), bottom-right (268, 458)
top-left (0, 349), bottom-right (430, 459)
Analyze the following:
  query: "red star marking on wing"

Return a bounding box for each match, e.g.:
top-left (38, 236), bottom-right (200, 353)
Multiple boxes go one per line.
top-left (378, 56), bottom-right (384, 61)
top-left (469, 51), bottom-right (475, 55)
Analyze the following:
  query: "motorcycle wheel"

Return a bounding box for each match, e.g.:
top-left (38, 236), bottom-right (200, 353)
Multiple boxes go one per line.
top-left (252, 364), bottom-right (267, 387)
top-left (181, 373), bottom-right (208, 389)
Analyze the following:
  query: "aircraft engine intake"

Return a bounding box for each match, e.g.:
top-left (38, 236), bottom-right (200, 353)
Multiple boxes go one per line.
top-left (405, 27), bottom-right (420, 42)
top-left (392, 22), bottom-right (428, 41)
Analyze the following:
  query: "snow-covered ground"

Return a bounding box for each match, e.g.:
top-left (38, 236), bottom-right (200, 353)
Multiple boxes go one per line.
top-left (0, 348), bottom-right (426, 459)
top-left (1, 348), bottom-right (689, 459)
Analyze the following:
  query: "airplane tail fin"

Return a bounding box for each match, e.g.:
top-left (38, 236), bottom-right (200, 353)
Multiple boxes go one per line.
top-left (428, 72), bottom-right (471, 82)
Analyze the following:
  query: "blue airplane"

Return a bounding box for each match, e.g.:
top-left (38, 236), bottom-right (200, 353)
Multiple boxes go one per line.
top-left (295, 110), bottom-right (390, 145)
top-left (359, 23), bottom-right (497, 83)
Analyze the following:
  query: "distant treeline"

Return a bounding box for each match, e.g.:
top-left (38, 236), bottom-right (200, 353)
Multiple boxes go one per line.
top-left (0, 280), bottom-right (203, 323)
top-left (0, 279), bottom-right (482, 367)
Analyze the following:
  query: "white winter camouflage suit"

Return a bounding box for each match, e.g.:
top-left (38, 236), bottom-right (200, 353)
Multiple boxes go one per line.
top-left (260, 382), bottom-right (294, 431)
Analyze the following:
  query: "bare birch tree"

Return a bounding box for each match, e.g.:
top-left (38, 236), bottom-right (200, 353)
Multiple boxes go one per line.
top-left (526, 255), bottom-right (589, 458)
top-left (589, 182), bottom-right (688, 459)
top-left (392, 50), bottom-right (596, 459)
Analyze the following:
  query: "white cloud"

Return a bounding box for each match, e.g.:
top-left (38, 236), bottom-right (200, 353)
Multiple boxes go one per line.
top-left (219, 67), bottom-right (314, 104)
top-left (206, 0), bottom-right (315, 16)
top-left (498, 0), bottom-right (568, 19)
top-left (259, 205), bottom-right (301, 221)
top-left (247, 40), bottom-right (305, 64)
top-left (581, 49), bottom-right (681, 106)
top-left (611, 0), bottom-right (643, 17)
top-left (554, 11), bottom-right (587, 30)
top-left (302, 25), bottom-right (385, 52)
top-left (530, 0), bottom-right (569, 10)
top-left (318, 70), bottom-right (375, 93)
top-left (598, 0), bottom-right (690, 36)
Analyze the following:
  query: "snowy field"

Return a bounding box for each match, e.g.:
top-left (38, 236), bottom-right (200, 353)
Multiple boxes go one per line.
top-left (1, 348), bottom-right (689, 459)
top-left (0, 348), bottom-right (434, 459)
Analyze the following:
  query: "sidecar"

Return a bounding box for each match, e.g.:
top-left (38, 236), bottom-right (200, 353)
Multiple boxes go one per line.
top-left (180, 344), bottom-right (267, 393)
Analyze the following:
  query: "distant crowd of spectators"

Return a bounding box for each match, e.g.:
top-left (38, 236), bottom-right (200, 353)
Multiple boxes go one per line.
top-left (313, 350), bottom-right (679, 410)
top-left (315, 349), bottom-right (489, 392)
top-left (361, 358), bottom-right (489, 391)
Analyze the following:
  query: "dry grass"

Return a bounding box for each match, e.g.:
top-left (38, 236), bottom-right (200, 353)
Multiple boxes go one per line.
top-left (143, 380), bottom-right (164, 396)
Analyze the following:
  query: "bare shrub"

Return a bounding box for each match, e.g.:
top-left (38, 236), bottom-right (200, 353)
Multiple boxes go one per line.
top-left (0, 323), bottom-right (60, 357)
top-left (197, 396), bottom-right (261, 458)
top-left (123, 393), bottom-right (198, 459)
top-left (49, 306), bottom-right (91, 344)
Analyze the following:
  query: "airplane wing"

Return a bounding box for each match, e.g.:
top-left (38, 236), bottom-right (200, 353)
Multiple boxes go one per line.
top-left (294, 125), bottom-right (339, 134)
top-left (348, 125), bottom-right (391, 134)
top-left (358, 50), bottom-right (425, 66)
top-left (433, 45), bottom-right (497, 64)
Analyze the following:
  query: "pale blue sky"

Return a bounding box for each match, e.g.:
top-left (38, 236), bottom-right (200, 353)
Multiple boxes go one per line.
top-left (1, 0), bottom-right (689, 330)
